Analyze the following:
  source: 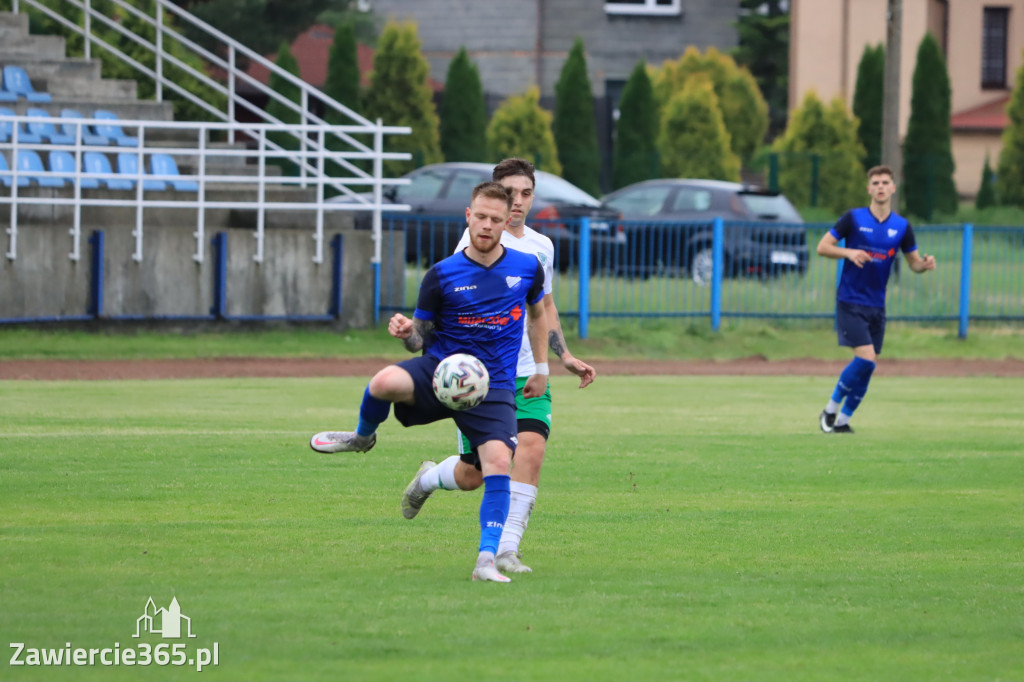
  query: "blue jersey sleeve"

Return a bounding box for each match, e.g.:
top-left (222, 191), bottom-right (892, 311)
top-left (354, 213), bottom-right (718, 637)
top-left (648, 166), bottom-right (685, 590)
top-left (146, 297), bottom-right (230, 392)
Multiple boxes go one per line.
top-left (527, 260), bottom-right (545, 306)
top-left (413, 266), bottom-right (442, 321)
top-left (830, 210), bottom-right (856, 241)
top-left (900, 222), bottom-right (919, 253)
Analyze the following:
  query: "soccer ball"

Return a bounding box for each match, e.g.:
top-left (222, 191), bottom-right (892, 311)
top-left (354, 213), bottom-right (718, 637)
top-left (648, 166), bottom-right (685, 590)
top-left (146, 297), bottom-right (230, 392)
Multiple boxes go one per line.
top-left (432, 353), bottom-right (489, 410)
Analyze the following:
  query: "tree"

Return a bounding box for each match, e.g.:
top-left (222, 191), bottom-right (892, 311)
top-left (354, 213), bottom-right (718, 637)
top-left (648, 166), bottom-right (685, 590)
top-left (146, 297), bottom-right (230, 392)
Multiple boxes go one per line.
top-left (440, 47), bottom-right (487, 163)
top-left (361, 20), bottom-right (442, 176)
top-left (731, 0), bottom-right (789, 135)
top-left (652, 46), bottom-right (769, 165)
top-left (612, 60), bottom-right (659, 189)
top-left (771, 91), bottom-right (865, 215)
top-left (976, 153), bottom-right (996, 210)
top-left (265, 41), bottom-right (303, 175)
top-left (852, 43), bottom-right (885, 171)
top-left (996, 57), bottom-right (1024, 208)
top-left (657, 77), bottom-right (741, 181)
top-left (902, 33), bottom-right (957, 220)
top-left (322, 21), bottom-right (363, 177)
top-left (553, 38), bottom-right (600, 195)
top-left (485, 87), bottom-right (562, 175)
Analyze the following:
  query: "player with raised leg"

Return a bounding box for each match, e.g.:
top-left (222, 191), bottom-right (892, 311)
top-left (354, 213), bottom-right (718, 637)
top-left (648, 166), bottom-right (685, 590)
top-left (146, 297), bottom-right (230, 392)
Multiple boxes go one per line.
top-left (309, 182), bottom-right (549, 582)
top-left (400, 158), bottom-right (596, 575)
top-left (816, 165), bottom-right (936, 433)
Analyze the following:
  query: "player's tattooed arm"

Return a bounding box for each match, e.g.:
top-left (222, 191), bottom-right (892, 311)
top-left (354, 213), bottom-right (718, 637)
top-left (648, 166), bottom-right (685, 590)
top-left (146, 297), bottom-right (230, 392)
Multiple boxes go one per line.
top-left (544, 296), bottom-right (568, 358)
top-left (403, 318), bottom-right (435, 352)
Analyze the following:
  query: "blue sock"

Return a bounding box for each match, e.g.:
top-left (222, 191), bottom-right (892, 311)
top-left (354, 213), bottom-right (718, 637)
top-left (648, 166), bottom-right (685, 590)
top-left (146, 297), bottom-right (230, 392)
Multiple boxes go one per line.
top-left (841, 358), bottom-right (876, 417)
top-left (832, 357), bottom-right (873, 405)
top-left (356, 386), bottom-right (391, 437)
top-left (478, 475), bottom-right (511, 555)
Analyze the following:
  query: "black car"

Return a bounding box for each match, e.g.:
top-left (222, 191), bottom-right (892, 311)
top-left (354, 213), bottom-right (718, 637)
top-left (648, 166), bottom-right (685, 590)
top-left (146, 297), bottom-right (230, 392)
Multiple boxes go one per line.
top-left (343, 162), bottom-right (624, 271)
top-left (601, 179), bottom-right (809, 283)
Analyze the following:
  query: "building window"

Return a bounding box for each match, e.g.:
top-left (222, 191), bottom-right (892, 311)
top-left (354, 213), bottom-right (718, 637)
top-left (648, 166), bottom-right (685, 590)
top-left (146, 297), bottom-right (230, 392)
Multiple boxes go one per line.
top-left (981, 7), bottom-right (1010, 89)
top-left (605, 0), bottom-right (682, 17)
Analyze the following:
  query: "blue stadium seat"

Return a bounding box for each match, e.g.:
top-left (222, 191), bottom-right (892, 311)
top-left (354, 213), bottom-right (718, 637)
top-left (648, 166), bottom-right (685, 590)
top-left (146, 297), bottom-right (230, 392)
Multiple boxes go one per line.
top-left (0, 106), bottom-right (43, 144)
top-left (59, 109), bottom-right (109, 145)
top-left (83, 151), bottom-right (132, 190)
top-left (2, 65), bottom-right (51, 103)
top-left (0, 152), bottom-right (16, 187)
top-left (26, 108), bottom-right (75, 145)
top-left (150, 153), bottom-right (198, 191)
top-left (47, 150), bottom-right (86, 188)
top-left (117, 153), bottom-right (164, 190)
top-left (16, 149), bottom-right (62, 187)
top-left (0, 70), bottom-right (16, 102)
top-left (93, 110), bottom-right (139, 146)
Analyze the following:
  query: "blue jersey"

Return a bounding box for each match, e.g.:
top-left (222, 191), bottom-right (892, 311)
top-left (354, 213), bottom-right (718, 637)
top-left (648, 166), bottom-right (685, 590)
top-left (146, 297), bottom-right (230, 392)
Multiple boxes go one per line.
top-left (414, 247), bottom-right (545, 392)
top-left (830, 207), bottom-right (919, 309)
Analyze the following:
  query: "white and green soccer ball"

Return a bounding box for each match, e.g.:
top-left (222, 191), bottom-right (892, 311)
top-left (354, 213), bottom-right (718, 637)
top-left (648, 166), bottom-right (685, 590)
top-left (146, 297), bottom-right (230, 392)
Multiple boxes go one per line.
top-left (432, 353), bottom-right (489, 410)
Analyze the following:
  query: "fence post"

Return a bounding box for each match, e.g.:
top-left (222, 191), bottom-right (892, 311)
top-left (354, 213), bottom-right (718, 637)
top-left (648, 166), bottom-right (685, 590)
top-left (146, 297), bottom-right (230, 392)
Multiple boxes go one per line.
top-left (958, 223), bottom-right (973, 339)
top-left (211, 232), bottom-right (227, 320)
top-left (89, 230), bottom-right (104, 318)
top-left (330, 233), bottom-right (343, 319)
top-left (578, 217), bottom-right (591, 339)
top-left (711, 217), bottom-right (723, 332)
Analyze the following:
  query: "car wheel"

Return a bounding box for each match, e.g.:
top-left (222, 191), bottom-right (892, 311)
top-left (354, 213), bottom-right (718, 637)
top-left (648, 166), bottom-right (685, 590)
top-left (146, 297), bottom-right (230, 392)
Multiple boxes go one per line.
top-left (689, 246), bottom-right (714, 285)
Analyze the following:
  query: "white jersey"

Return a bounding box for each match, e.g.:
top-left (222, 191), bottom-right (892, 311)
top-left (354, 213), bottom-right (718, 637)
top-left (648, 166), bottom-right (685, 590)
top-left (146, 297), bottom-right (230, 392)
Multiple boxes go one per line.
top-left (455, 225), bottom-right (555, 377)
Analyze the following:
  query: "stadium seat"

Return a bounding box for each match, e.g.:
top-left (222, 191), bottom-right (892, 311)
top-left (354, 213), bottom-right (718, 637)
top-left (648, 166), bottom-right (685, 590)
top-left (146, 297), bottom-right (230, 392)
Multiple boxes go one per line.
top-left (93, 110), bottom-right (139, 146)
top-left (150, 153), bottom-right (198, 191)
top-left (117, 153), bottom-right (164, 190)
top-left (0, 70), bottom-right (17, 102)
top-left (0, 106), bottom-right (43, 144)
top-left (26, 108), bottom-right (75, 145)
top-left (2, 65), bottom-right (51, 103)
top-left (59, 109), bottom-right (109, 145)
top-left (47, 150), bottom-right (85, 188)
top-left (16, 149), bottom-right (62, 187)
top-left (83, 151), bottom-right (132, 190)
top-left (0, 152), bottom-right (14, 187)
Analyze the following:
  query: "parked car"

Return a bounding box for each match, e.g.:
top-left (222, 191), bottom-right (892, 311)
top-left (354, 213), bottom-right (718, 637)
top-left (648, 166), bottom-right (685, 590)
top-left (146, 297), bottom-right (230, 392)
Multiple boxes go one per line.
top-left (601, 179), bottom-right (808, 283)
top-left (342, 162), bottom-right (624, 271)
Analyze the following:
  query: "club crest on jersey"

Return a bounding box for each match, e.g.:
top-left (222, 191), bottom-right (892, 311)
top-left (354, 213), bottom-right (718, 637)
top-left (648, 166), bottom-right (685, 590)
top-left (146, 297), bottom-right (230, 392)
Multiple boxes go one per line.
top-left (505, 276), bottom-right (522, 289)
top-left (888, 228), bottom-right (898, 238)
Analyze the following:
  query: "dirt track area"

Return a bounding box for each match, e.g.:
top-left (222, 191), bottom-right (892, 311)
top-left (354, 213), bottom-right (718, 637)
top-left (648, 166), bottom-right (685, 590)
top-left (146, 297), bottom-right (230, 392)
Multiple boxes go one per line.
top-left (1, 356), bottom-right (1022, 380)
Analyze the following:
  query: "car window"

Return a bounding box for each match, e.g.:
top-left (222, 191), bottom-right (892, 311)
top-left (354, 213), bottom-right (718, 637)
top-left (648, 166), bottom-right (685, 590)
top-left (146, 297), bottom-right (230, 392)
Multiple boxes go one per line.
top-left (535, 172), bottom-right (601, 206)
top-left (605, 185), bottom-right (671, 217)
top-left (738, 193), bottom-right (802, 221)
top-left (444, 169), bottom-right (489, 202)
top-left (670, 188), bottom-right (712, 212)
top-left (395, 168), bottom-right (448, 202)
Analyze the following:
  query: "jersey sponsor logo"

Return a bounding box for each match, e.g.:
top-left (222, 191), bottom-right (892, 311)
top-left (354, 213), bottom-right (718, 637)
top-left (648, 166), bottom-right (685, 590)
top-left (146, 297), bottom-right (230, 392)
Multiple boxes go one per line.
top-left (456, 306), bottom-right (522, 328)
top-left (505, 275), bottom-right (522, 289)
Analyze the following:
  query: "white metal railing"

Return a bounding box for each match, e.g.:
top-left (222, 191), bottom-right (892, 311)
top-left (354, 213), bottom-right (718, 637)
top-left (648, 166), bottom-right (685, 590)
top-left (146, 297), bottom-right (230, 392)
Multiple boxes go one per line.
top-left (1, 113), bottom-right (410, 263)
top-left (9, 0), bottom-right (410, 265)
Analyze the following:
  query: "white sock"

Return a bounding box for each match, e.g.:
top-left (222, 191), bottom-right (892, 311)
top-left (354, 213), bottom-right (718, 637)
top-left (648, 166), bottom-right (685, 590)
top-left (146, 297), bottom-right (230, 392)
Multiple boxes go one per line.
top-left (497, 482), bottom-right (537, 556)
top-left (835, 412), bottom-right (851, 427)
top-left (419, 456), bottom-right (461, 493)
top-left (825, 399), bottom-right (841, 414)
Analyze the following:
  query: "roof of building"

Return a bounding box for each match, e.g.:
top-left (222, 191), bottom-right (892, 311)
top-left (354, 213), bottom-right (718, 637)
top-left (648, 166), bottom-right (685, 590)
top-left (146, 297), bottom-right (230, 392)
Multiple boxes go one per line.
top-left (951, 95), bottom-right (1011, 131)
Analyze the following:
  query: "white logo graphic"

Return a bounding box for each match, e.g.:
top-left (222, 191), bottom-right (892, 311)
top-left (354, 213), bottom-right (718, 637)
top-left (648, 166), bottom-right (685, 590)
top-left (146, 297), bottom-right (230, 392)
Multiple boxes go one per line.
top-left (888, 228), bottom-right (898, 238)
top-left (134, 597), bottom-right (196, 639)
top-left (505, 276), bottom-right (522, 289)
top-left (858, 226), bottom-right (873, 232)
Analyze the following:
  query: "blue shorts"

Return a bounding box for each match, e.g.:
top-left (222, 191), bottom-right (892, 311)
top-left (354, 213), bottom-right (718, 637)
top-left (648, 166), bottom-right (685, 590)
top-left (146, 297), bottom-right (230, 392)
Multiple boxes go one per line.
top-left (392, 355), bottom-right (517, 469)
top-left (835, 300), bottom-right (886, 354)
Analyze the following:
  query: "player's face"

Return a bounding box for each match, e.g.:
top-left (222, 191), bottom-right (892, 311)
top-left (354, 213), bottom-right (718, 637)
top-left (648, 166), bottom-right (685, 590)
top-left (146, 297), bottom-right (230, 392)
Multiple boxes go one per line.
top-left (867, 173), bottom-right (896, 204)
top-left (499, 174), bottom-right (535, 229)
top-left (465, 196), bottom-right (511, 254)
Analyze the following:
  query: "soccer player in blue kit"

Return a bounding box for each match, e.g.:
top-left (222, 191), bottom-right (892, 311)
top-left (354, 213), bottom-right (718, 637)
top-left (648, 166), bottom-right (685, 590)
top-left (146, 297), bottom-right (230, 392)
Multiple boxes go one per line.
top-left (309, 181), bottom-right (550, 582)
top-left (816, 165), bottom-right (936, 433)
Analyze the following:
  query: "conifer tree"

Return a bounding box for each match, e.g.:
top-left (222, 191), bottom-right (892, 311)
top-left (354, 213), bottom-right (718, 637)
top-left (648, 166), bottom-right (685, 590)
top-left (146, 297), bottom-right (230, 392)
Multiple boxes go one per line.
top-left (323, 21), bottom-right (364, 177)
top-left (771, 91), bottom-right (865, 215)
top-left (903, 33), bottom-right (957, 219)
top-left (612, 60), bottom-right (659, 189)
top-left (553, 38), bottom-right (601, 195)
top-left (440, 47), bottom-right (487, 162)
top-left (976, 153), bottom-right (996, 209)
top-left (657, 77), bottom-right (741, 181)
top-left (362, 20), bottom-right (442, 176)
top-left (265, 42), bottom-right (303, 175)
top-left (996, 58), bottom-right (1024, 208)
top-left (485, 87), bottom-right (562, 175)
top-left (852, 43), bottom-right (884, 171)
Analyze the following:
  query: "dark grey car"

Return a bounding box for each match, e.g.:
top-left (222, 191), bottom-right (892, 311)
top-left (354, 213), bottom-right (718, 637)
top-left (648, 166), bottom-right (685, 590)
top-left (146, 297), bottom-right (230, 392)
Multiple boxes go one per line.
top-left (601, 179), bottom-right (809, 283)
top-left (346, 162), bottom-right (624, 271)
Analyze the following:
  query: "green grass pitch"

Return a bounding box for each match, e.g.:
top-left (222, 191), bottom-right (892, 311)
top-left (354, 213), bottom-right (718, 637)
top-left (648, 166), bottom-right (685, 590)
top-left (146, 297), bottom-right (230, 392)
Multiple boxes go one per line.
top-left (2, 374), bottom-right (1022, 681)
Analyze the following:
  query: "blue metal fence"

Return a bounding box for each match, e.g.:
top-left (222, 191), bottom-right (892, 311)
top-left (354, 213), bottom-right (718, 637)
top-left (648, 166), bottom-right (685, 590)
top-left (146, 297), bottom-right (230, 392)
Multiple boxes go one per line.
top-left (378, 217), bottom-right (1024, 338)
